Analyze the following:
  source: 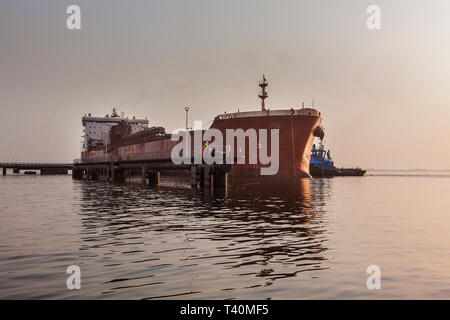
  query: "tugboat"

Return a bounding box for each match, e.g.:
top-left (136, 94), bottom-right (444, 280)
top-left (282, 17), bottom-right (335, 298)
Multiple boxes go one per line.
top-left (309, 142), bottom-right (337, 178)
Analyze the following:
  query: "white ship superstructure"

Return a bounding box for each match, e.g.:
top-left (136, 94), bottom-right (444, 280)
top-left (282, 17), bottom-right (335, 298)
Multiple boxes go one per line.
top-left (82, 108), bottom-right (149, 152)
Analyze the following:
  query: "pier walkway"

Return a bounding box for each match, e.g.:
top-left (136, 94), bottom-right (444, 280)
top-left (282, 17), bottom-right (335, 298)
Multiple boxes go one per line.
top-left (1, 153), bottom-right (232, 188)
top-left (0, 162), bottom-right (73, 175)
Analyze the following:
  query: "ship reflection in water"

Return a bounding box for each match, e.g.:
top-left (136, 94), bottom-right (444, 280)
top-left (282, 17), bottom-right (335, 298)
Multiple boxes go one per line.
top-left (3, 173), bottom-right (450, 299)
top-left (76, 177), bottom-right (331, 299)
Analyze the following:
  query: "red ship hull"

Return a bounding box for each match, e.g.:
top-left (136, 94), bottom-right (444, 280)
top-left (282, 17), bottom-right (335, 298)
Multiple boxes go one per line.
top-left (210, 109), bottom-right (323, 178)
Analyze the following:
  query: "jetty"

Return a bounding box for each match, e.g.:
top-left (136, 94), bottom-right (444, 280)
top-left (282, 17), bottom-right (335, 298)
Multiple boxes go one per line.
top-left (0, 162), bottom-right (73, 175)
top-left (72, 152), bottom-right (232, 188)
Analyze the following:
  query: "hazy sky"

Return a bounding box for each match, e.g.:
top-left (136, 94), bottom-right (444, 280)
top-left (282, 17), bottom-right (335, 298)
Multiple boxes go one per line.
top-left (1, 0), bottom-right (450, 169)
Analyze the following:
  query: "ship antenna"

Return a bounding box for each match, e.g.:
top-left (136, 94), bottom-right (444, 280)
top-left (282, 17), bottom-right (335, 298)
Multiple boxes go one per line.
top-left (258, 74), bottom-right (268, 111)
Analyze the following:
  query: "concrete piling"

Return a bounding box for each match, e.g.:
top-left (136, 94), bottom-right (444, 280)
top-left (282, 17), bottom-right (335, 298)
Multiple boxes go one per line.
top-left (72, 168), bottom-right (83, 179)
top-left (205, 167), bottom-right (209, 188)
top-left (190, 165), bottom-right (229, 190)
top-left (203, 166), bottom-right (213, 188)
top-left (213, 172), bottom-right (228, 188)
top-left (69, 160), bottom-right (231, 189)
top-left (142, 167), bottom-right (146, 185)
top-left (91, 170), bottom-right (99, 181)
top-left (115, 168), bottom-right (125, 182)
top-left (191, 166), bottom-right (197, 187)
top-left (148, 171), bottom-right (160, 186)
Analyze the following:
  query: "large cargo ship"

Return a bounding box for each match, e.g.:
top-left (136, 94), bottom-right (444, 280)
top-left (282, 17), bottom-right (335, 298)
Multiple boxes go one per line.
top-left (81, 76), bottom-right (325, 178)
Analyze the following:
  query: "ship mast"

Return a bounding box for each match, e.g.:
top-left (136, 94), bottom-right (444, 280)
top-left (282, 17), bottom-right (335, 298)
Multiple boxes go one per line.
top-left (258, 74), bottom-right (268, 111)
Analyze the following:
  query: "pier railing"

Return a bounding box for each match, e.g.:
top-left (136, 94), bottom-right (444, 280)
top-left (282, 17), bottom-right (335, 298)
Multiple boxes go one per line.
top-left (75, 151), bottom-right (173, 164)
top-left (75, 156), bottom-right (111, 164)
top-left (120, 151), bottom-right (172, 162)
top-left (0, 162), bottom-right (73, 169)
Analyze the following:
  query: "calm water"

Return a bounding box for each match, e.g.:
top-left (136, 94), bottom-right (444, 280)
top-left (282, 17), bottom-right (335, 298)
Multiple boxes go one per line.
top-left (1, 171), bottom-right (450, 299)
